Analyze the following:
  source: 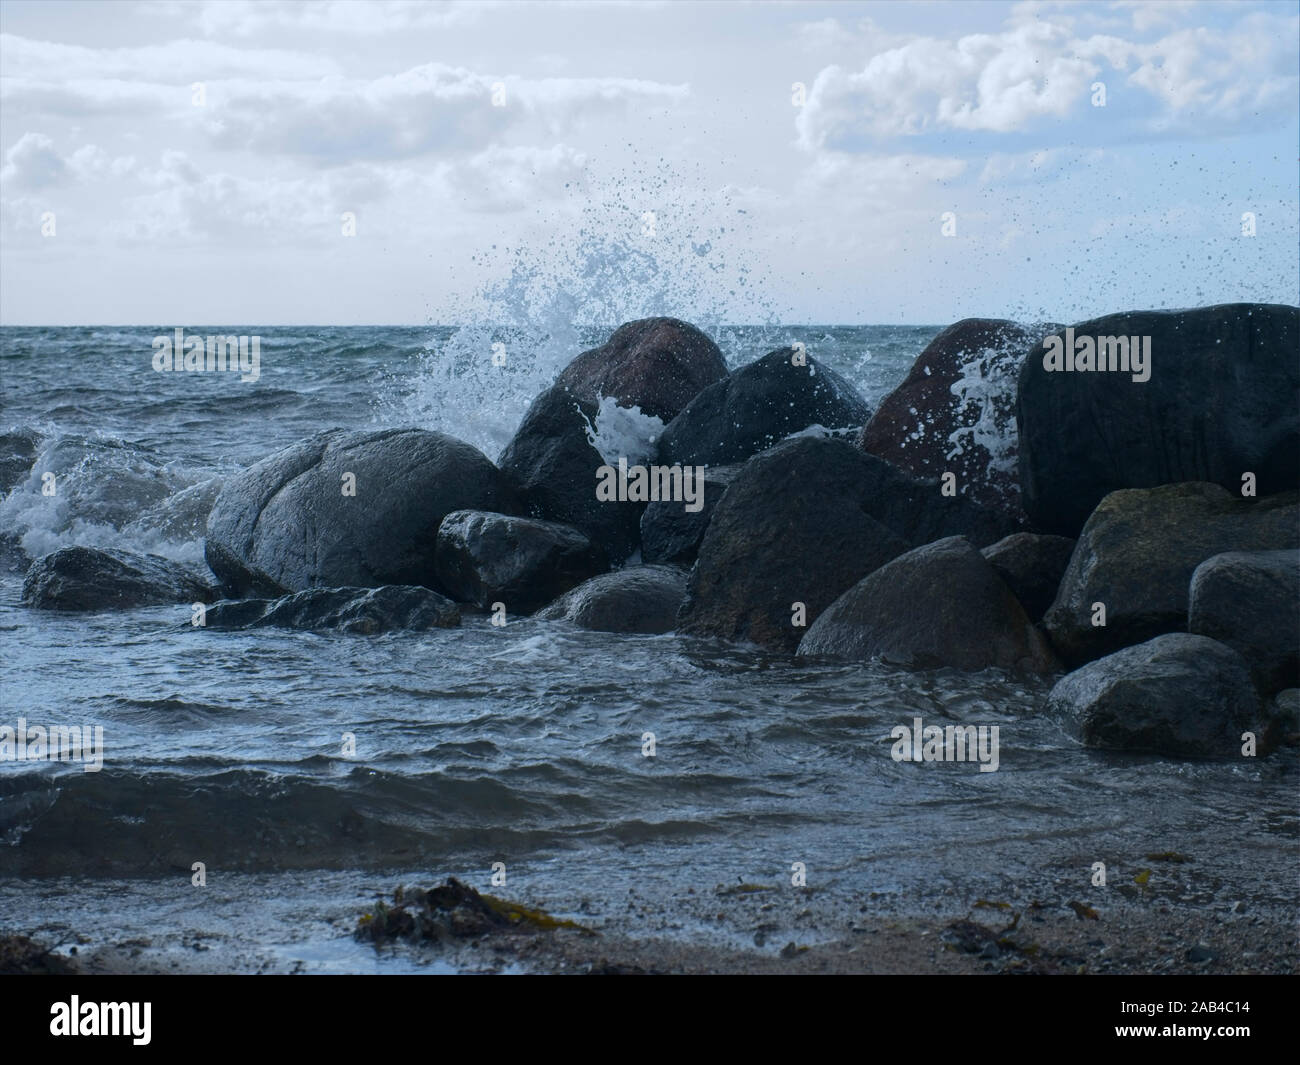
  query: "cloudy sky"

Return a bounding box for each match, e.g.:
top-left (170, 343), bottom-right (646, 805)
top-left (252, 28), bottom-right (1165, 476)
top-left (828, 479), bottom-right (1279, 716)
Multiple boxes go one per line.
top-left (1, 0), bottom-right (1296, 325)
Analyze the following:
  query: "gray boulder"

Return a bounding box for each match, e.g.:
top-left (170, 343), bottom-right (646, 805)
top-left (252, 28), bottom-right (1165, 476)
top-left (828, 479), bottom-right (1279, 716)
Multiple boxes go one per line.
top-left (1045, 633), bottom-right (1259, 759)
top-left (205, 428), bottom-right (519, 598)
top-left (434, 510), bottom-right (608, 614)
top-left (23, 546), bottom-right (215, 611)
top-left (798, 536), bottom-right (1058, 673)
top-left (981, 532), bottom-right (1077, 621)
top-left (1189, 550), bottom-right (1299, 695)
top-left (639, 463), bottom-right (741, 565)
top-left (536, 565), bottom-right (686, 633)
top-left (200, 585), bottom-right (459, 634)
top-left (1043, 483), bottom-right (1298, 666)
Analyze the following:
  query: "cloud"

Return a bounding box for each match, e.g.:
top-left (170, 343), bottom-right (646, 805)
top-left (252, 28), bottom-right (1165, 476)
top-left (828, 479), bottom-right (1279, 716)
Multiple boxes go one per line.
top-left (0, 133), bottom-right (136, 191)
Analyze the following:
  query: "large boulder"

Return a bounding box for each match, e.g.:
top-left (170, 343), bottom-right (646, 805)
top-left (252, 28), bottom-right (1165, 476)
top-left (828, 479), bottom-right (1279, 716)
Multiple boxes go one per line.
top-left (1018, 303), bottom-right (1300, 536)
top-left (798, 536), bottom-right (1058, 672)
top-left (1265, 689), bottom-right (1300, 749)
top-left (676, 436), bottom-right (1015, 651)
top-left (200, 585), bottom-right (459, 634)
top-left (860, 319), bottom-right (1048, 515)
top-left (205, 428), bottom-right (519, 598)
top-left (1189, 550), bottom-right (1299, 695)
top-left (23, 546), bottom-right (215, 610)
top-left (657, 349), bottom-right (871, 467)
top-left (981, 532), bottom-right (1076, 621)
top-left (639, 463), bottom-right (741, 565)
top-left (434, 510), bottom-right (607, 614)
top-left (1043, 483), bottom-right (1299, 666)
top-left (1045, 633), bottom-right (1259, 759)
top-left (555, 318), bottom-right (728, 422)
top-left (497, 385), bottom-right (642, 563)
top-left (536, 565), bottom-right (686, 633)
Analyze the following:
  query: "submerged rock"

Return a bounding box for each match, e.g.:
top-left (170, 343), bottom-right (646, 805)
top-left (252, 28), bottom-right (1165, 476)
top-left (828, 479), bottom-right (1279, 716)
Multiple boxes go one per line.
top-left (639, 463), bottom-right (741, 565)
top-left (205, 428), bottom-right (519, 598)
top-left (1017, 303), bottom-right (1300, 535)
top-left (536, 565), bottom-right (686, 633)
top-left (1043, 483), bottom-right (1299, 666)
top-left (0, 429), bottom-right (39, 491)
top-left (23, 545), bottom-right (215, 610)
top-left (860, 318), bottom-right (1049, 515)
top-left (1188, 550), bottom-right (1299, 695)
top-left (434, 510), bottom-right (608, 614)
top-left (201, 585), bottom-right (460, 633)
top-left (1045, 633), bottom-right (1259, 759)
top-left (657, 349), bottom-right (871, 467)
top-left (555, 317), bottom-right (728, 422)
top-left (981, 532), bottom-right (1076, 621)
top-left (798, 536), bottom-right (1057, 673)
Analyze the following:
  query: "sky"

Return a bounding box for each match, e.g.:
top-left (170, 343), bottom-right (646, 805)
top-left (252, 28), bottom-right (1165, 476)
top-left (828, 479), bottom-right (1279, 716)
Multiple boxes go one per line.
top-left (0, 0), bottom-right (1296, 325)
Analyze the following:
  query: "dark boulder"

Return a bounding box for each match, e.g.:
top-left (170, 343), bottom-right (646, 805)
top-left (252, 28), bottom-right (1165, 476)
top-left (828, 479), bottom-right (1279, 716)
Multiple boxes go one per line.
top-left (1189, 550), bottom-right (1299, 695)
top-left (536, 565), bottom-right (686, 633)
top-left (200, 585), bottom-right (459, 634)
top-left (981, 532), bottom-right (1076, 621)
top-left (798, 536), bottom-right (1058, 672)
top-left (0, 429), bottom-right (39, 492)
top-left (861, 319), bottom-right (1049, 515)
top-left (1017, 303), bottom-right (1300, 536)
top-left (434, 510), bottom-right (608, 614)
top-left (1264, 689), bottom-right (1300, 749)
top-left (23, 546), bottom-right (215, 610)
top-left (639, 463), bottom-right (741, 565)
top-left (555, 317), bottom-right (728, 422)
top-left (1045, 633), bottom-right (1259, 759)
top-left (678, 436), bottom-right (1015, 651)
top-left (497, 385), bottom-right (642, 563)
top-left (1043, 483), bottom-right (1299, 666)
top-left (205, 428), bottom-right (519, 598)
top-left (657, 349), bottom-right (871, 467)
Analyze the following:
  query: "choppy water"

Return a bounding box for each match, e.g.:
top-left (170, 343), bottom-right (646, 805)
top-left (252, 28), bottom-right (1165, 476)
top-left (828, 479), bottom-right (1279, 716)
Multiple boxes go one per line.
top-left (1, 323), bottom-right (1295, 970)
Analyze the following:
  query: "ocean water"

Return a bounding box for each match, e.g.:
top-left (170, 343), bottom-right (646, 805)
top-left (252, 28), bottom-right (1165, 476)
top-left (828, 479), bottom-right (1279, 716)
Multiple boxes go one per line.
top-left (1, 323), bottom-right (1296, 970)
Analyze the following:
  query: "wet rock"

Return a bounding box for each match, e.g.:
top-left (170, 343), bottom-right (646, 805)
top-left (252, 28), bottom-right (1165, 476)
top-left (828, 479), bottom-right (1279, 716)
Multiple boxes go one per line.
top-left (981, 532), bottom-right (1077, 621)
top-left (23, 545), bottom-right (215, 610)
top-left (1189, 550), bottom-right (1299, 695)
top-left (0, 429), bottom-right (39, 492)
top-left (201, 585), bottom-right (460, 634)
top-left (434, 510), bottom-right (608, 614)
top-left (536, 565), bottom-right (686, 633)
top-left (639, 463), bottom-right (741, 565)
top-left (798, 536), bottom-right (1058, 672)
top-left (1017, 303), bottom-right (1300, 535)
top-left (1263, 689), bottom-right (1300, 748)
top-left (657, 349), bottom-right (871, 467)
top-left (497, 385), bottom-right (642, 563)
top-left (861, 318), bottom-right (1051, 515)
top-left (555, 317), bottom-right (728, 422)
top-left (205, 428), bottom-right (520, 598)
top-left (1043, 483), bottom-right (1298, 666)
top-left (1045, 633), bottom-right (1259, 759)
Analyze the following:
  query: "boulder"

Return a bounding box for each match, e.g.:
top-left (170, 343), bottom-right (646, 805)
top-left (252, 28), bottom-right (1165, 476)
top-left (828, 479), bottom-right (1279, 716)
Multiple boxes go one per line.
top-left (981, 532), bottom-right (1076, 621)
top-left (860, 319), bottom-right (1048, 514)
top-left (23, 546), bottom-right (215, 610)
top-left (1264, 689), bottom-right (1300, 749)
top-left (536, 565), bottom-right (686, 633)
top-left (677, 436), bottom-right (1015, 651)
top-left (555, 317), bottom-right (728, 422)
top-left (657, 349), bottom-right (871, 467)
top-left (1017, 303), bottom-right (1300, 535)
top-left (201, 585), bottom-right (459, 634)
top-left (798, 536), bottom-right (1058, 672)
top-left (497, 385), bottom-right (642, 563)
top-left (639, 463), bottom-right (741, 565)
top-left (205, 428), bottom-right (519, 598)
top-left (0, 429), bottom-right (38, 492)
top-left (1043, 483), bottom-right (1299, 666)
top-left (1045, 633), bottom-right (1259, 759)
top-left (1189, 550), bottom-right (1299, 695)
top-left (434, 510), bottom-right (608, 614)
